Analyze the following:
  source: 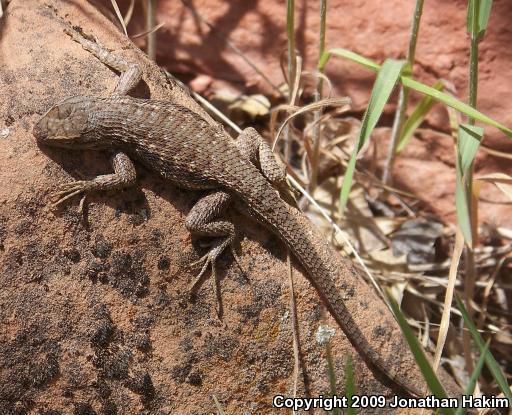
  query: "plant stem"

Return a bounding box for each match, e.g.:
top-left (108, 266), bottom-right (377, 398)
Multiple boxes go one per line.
top-left (284, 0), bottom-right (297, 164)
top-left (462, 4), bottom-right (480, 376)
top-left (309, 0), bottom-right (327, 194)
top-left (382, 0), bottom-right (424, 184)
top-left (146, 0), bottom-right (157, 61)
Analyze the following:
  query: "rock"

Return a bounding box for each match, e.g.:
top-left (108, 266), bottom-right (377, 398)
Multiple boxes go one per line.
top-left (0, 1), bottom-right (425, 413)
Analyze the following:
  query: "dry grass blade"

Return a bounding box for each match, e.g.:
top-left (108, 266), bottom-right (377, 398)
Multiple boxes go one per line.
top-left (289, 55), bottom-right (302, 108)
top-left (480, 144), bottom-right (512, 160)
top-left (477, 173), bottom-right (512, 201)
top-left (131, 21), bottom-right (165, 40)
top-left (287, 252), bottom-right (300, 414)
top-left (212, 395), bottom-right (225, 415)
top-left (432, 230), bottom-right (464, 372)
top-left (110, 0), bottom-right (128, 36)
top-left (271, 97), bottom-right (351, 151)
top-left (282, 53), bottom-right (303, 163)
top-left (476, 256), bottom-right (507, 331)
top-left (124, 0), bottom-right (135, 26)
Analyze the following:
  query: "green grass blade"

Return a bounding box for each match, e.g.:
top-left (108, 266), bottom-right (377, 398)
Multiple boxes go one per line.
top-left (324, 342), bottom-right (340, 414)
top-left (397, 81), bottom-right (444, 153)
top-left (319, 48), bottom-right (379, 72)
top-left (455, 124), bottom-right (483, 247)
top-left (455, 295), bottom-right (512, 406)
top-left (458, 124), bottom-right (482, 173)
top-left (453, 340), bottom-right (490, 415)
top-left (320, 48), bottom-right (512, 138)
top-left (339, 59), bottom-right (406, 211)
top-left (467, 0), bottom-right (493, 39)
top-left (455, 165), bottom-right (473, 248)
top-left (388, 297), bottom-right (455, 415)
top-left (345, 355), bottom-right (357, 415)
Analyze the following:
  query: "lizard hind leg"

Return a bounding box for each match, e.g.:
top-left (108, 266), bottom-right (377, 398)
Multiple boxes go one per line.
top-left (185, 190), bottom-right (237, 317)
top-left (64, 26), bottom-right (142, 97)
top-left (235, 127), bottom-right (286, 185)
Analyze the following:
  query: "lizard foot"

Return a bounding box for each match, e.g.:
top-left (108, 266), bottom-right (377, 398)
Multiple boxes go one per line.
top-left (50, 180), bottom-right (92, 216)
top-left (188, 238), bottom-right (234, 318)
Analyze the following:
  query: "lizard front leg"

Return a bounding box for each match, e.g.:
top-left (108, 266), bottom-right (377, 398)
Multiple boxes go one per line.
top-left (51, 151), bottom-right (137, 212)
top-left (185, 190), bottom-right (236, 317)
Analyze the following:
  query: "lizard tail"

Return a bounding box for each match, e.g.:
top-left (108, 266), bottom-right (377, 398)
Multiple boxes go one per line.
top-left (240, 183), bottom-right (460, 397)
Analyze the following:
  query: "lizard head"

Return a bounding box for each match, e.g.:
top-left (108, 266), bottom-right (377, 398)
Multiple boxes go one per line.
top-left (33, 97), bottom-right (95, 148)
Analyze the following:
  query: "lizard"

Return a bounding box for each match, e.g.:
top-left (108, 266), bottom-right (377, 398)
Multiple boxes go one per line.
top-left (32, 26), bottom-right (459, 398)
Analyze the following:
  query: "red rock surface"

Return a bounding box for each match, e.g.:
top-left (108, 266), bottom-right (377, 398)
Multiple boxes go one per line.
top-left (0, 1), bottom-right (431, 413)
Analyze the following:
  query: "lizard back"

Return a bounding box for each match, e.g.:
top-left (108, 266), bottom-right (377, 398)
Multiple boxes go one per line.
top-left (83, 96), bottom-right (256, 191)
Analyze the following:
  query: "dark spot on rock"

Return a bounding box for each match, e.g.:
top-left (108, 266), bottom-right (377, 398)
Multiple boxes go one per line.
top-left (6, 113), bottom-right (15, 126)
top-left (73, 402), bottom-right (96, 415)
top-left (91, 236), bottom-right (112, 259)
top-left (170, 363), bottom-right (192, 384)
top-left (157, 257), bottom-right (169, 270)
top-left (91, 306), bottom-right (114, 347)
top-left (111, 251), bottom-right (132, 271)
top-left (186, 370), bottom-right (202, 386)
top-left (127, 330), bottom-right (151, 352)
top-left (202, 334), bottom-right (239, 361)
top-left (133, 314), bottom-right (154, 329)
top-left (91, 320), bottom-right (114, 348)
top-left (7, 247), bottom-right (24, 266)
top-left (372, 325), bottom-right (387, 338)
top-left (108, 251), bottom-right (149, 298)
top-left (31, 352), bottom-right (60, 388)
top-left (99, 349), bottom-right (131, 380)
top-left (63, 248), bottom-right (81, 263)
top-left (101, 401), bottom-right (117, 415)
top-left (128, 213), bottom-right (144, 226)
top-left (6, 399), bottom-right (33, 414)
top-left (14, 219), bottom-right (32, 235)
top-left (62, 387), bottom-right (74, 398)
top-left (179, 337), bottom-right (194, 353)
top-left (150, 228), bottom-right (164, 246)
top-left (236, 304), bottom-right (260, 321)
top-left (253, 280), bottom-right (281, 307)
top-left (93, 378), bottom-right (112, 399)
top-left (339, 282), bottom-right (355, 297)
top-left (85, 260), bottom-right (109, 284)
top-left (125, 372), bottom-right (155, 402)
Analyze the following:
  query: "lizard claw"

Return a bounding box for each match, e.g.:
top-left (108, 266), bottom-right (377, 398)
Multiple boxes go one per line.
top-left (50, 180), bottom-right (91, 206)
top-left (188, 240), bottom-right (234, 318)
